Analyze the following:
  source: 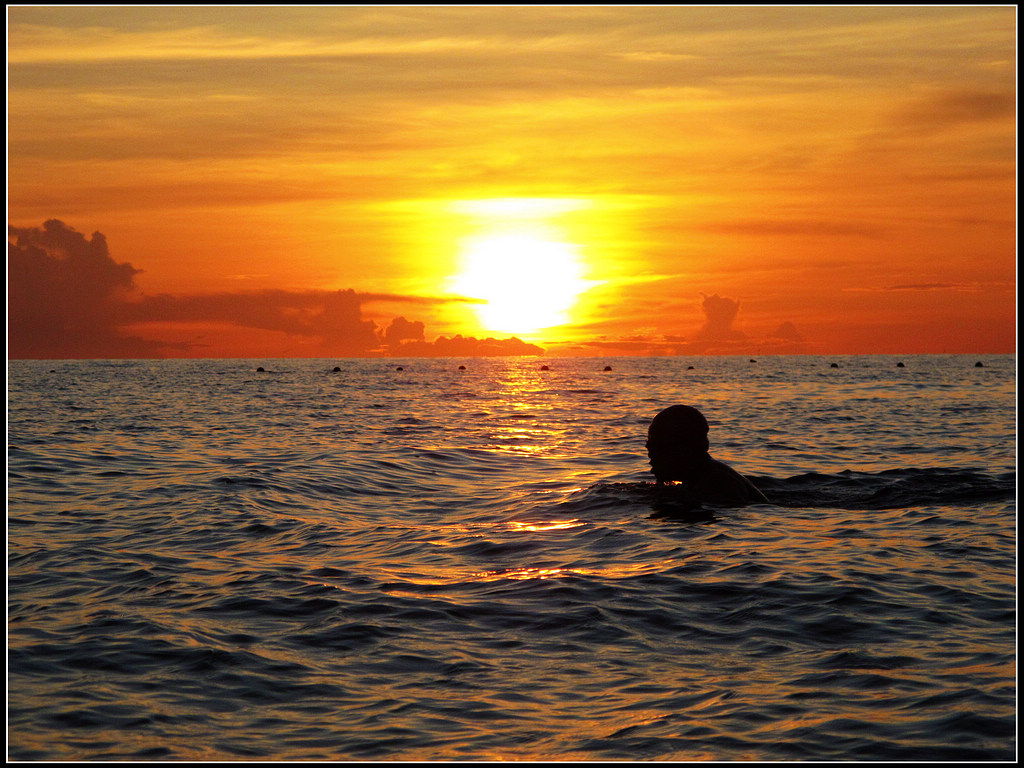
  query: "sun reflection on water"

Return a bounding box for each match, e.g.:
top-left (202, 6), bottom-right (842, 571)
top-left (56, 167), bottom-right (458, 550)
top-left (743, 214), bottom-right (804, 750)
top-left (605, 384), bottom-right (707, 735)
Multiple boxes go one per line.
top-left (500, 519), bottom-right (585, 533)
top-left (469, 559), bottom-right (678, 583)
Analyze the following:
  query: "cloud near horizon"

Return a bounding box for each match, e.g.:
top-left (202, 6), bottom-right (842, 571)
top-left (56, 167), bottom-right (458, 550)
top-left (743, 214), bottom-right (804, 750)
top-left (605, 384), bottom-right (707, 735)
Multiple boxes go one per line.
top-left (696, 293), bottom-right (746, 342)
top-left (7, 219), bottom-right (164, 358)
top-left (544, 292), bottom-right (809, 357)
top-left (8, 220), bottom-right (545, 359)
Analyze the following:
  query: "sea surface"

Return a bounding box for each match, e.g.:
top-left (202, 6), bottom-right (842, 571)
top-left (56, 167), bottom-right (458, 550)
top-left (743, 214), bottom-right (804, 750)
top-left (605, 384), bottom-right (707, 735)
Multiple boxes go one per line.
top-left (7, 354), bottom-right (1017, 761)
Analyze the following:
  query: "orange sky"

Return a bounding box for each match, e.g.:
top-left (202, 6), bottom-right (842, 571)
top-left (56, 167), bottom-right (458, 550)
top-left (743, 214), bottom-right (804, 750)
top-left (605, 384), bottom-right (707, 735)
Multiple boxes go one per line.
top-left (7, 6), bottom-right (1017, 358)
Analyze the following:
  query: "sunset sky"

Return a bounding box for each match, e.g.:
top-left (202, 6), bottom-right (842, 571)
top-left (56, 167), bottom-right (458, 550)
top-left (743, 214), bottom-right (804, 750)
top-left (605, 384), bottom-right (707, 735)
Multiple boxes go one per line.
top-left (7, 5), bottom-right (1017, 358)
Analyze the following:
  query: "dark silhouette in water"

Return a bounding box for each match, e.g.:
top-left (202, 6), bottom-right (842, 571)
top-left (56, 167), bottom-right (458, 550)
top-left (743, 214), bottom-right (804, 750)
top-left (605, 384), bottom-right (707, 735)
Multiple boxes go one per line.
top-left (646, 405), bottom-right (768, 506)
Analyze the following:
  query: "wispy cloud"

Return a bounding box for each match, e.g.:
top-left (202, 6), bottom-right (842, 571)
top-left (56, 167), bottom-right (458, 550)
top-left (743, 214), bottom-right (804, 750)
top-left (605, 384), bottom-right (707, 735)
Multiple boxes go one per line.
top-left (701, 220), bottom-right (885, 239)
top-left (843, 282), bottom-right (996, 293)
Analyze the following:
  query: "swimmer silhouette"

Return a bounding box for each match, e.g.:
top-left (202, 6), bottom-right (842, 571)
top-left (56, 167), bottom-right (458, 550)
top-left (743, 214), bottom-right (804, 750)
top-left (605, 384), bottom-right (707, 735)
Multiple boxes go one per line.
top-left (646, 405), bottom-right (768, 505)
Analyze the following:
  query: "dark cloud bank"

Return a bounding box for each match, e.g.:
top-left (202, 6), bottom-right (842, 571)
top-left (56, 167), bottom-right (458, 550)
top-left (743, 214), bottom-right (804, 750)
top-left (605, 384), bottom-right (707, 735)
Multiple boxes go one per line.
top-left (7, 220), bottom-right (543, 359)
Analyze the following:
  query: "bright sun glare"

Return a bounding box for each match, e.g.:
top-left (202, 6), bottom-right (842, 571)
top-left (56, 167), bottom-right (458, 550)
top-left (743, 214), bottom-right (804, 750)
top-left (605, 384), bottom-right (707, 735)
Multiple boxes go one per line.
top-left (448, 198), bottom-right (594, 336)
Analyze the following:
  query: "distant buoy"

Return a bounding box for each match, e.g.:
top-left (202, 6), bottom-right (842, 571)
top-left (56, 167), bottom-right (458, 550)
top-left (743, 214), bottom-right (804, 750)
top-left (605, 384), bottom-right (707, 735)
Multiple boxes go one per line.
top-left (396, 366), bottom-right (404, 371)
top-left (458, 365), bottom-right (466, 370)
top-left (687, 366), bottom-right (695, 370)
top-left (332, 366), bottom-right (341, 372)
top-left (256, 367), bottom-right (265, 372)
top-left (540, 365), bottom-right (549, 371)
top-left (830, 363), bottom-right (839, 368)
top-left (975, 361), bottom-right (984, 368)
top-left (749, 359), bottom-right (757, 363)
top-left (896, 362), bottom-right (905, 368)
top-left (603, 365), bottom-right (613, 371)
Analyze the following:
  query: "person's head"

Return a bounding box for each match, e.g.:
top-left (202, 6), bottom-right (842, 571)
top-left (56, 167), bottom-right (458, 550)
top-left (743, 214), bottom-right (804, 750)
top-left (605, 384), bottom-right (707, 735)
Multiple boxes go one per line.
top-left (646, 405), bottom-right (711, 482)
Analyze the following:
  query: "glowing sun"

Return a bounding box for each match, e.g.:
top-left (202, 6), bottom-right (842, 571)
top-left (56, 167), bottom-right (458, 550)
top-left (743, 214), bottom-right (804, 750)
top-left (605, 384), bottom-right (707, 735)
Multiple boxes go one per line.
top-left (450, 233), bottom-right (590, 335)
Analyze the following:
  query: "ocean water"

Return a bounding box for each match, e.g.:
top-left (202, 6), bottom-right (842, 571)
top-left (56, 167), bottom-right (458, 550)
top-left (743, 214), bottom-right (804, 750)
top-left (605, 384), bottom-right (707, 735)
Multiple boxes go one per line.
top-left (7, 354), bottom-right (1016, 761)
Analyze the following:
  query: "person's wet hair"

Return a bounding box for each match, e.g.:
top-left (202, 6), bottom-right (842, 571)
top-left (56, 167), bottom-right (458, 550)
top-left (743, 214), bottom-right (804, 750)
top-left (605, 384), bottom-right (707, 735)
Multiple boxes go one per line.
top-left (646, 405), bottom-right (714, 483)
top-left (647, 404), bottom-right (710, 450)
top-left (648, 404), bottom-right (708, 437)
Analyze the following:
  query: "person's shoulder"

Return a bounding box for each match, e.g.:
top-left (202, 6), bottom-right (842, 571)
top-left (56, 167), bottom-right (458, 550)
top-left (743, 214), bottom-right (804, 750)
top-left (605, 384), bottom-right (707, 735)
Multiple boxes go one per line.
top-left (706, 456), bottom-right (746, 481)
top-left (705, 457), bottom-right (767, 503)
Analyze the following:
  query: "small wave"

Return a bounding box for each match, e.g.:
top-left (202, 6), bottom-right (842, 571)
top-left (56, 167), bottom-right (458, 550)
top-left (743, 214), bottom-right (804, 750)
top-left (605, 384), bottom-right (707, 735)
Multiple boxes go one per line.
top-left (755, 468), bottom-right (1016, 510)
